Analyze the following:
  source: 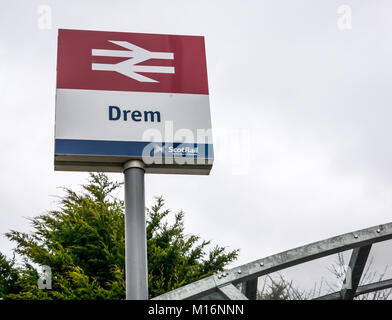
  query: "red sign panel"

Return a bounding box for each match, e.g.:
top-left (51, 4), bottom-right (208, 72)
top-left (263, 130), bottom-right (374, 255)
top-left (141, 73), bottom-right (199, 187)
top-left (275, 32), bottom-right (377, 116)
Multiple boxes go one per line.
top-left (57, 29), bottom-right (209, 95)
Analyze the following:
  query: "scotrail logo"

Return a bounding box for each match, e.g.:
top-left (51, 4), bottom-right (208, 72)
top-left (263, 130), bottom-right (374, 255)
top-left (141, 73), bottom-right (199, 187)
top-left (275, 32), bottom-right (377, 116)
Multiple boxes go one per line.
top-left (91, 41), bottom-right (175, 82)
top-left (153, 145), bottom-right (199, 157)
top-left (168, 146), bottom-right (199, 156)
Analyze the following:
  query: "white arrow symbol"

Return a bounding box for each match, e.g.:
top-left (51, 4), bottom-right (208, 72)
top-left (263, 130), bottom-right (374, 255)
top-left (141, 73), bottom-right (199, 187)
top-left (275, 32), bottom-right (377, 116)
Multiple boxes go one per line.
top-left (91, 41), bottom-right (175, 82)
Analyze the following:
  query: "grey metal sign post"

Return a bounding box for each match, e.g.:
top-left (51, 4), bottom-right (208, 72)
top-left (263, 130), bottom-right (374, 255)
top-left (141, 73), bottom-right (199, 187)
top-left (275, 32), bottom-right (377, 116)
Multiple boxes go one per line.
top-left (123, 160), bottom-right (148, 300)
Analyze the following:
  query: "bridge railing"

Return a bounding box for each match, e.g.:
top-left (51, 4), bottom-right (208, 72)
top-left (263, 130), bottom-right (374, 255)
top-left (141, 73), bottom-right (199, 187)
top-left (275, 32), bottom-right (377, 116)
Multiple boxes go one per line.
top-left (152, 222), bottom-right (392, 300)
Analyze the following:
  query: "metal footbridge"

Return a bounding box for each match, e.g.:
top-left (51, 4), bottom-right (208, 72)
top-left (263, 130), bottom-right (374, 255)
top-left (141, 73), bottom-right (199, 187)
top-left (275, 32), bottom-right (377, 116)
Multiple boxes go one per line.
top-left (153, 222), bottom-right (392, 300)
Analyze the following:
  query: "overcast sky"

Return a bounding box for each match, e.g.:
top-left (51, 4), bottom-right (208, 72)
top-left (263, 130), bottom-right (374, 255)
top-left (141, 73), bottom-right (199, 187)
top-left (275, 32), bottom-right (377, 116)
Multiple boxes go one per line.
top-left (1, 0), bottom-right (392, 294)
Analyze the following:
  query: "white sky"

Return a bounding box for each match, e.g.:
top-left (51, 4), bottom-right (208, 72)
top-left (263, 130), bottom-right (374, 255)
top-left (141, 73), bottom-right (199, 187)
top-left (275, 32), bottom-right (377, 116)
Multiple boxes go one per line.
top-left (1, 0), bottom-right (392, 294)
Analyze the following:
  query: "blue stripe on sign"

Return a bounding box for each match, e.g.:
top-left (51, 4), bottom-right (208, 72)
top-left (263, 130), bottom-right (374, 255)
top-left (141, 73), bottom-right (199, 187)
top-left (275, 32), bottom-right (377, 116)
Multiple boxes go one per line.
top-left (55, 139), bottom-right (214, 159)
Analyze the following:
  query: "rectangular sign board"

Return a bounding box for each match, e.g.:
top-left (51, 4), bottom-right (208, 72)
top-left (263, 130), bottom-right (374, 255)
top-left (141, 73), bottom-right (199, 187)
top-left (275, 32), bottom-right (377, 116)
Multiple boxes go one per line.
top-left (55, 29), bottom-right (213, 174)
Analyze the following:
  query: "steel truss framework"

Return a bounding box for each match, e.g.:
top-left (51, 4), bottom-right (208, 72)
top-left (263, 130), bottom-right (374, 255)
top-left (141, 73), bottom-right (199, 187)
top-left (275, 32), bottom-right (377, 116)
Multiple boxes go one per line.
top-left (153, 222), bottom-right (392, 300)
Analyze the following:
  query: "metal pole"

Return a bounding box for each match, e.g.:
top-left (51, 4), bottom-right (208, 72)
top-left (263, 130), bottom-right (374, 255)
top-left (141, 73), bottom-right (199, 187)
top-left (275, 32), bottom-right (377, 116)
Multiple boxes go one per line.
top-left (123, 160), bottom-right (148, 300)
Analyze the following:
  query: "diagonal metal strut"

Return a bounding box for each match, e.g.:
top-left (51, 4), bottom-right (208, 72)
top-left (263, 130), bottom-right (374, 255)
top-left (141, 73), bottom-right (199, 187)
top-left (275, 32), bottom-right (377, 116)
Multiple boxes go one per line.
top-left (218, 284), bottom-right (249, 300)
top-left (340, 245), bottom-right (372, 300)
top-left (242, 278), bottom-right (258, 300)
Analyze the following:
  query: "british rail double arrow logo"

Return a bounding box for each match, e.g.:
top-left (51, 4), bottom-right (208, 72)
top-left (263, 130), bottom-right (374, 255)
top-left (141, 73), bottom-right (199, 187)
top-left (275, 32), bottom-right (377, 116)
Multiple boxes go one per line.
top-left (91, 41), bottom-right (175, 83)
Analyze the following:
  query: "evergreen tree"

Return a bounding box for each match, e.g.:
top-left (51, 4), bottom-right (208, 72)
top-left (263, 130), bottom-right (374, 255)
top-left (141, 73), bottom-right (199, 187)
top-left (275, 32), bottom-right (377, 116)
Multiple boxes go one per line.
top-left (0, 253), bottom-right (19, 298)
top-left (0, 173), bottom-right (238, 299)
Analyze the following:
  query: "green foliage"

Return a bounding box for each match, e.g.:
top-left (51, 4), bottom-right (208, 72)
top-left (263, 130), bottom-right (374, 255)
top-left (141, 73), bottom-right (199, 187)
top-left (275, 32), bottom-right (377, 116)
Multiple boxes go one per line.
top-left (147, 198), bottom-right (238, 296)
top-left (1, 173), bottom-right (238, 300)
top-left (0, 253), bottom-right (19, 298)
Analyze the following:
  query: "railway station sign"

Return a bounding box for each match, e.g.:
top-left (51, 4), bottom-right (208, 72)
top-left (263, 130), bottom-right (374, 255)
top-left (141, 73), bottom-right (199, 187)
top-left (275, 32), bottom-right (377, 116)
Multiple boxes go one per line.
top-left (55, 29), bottom-right (213, 174)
